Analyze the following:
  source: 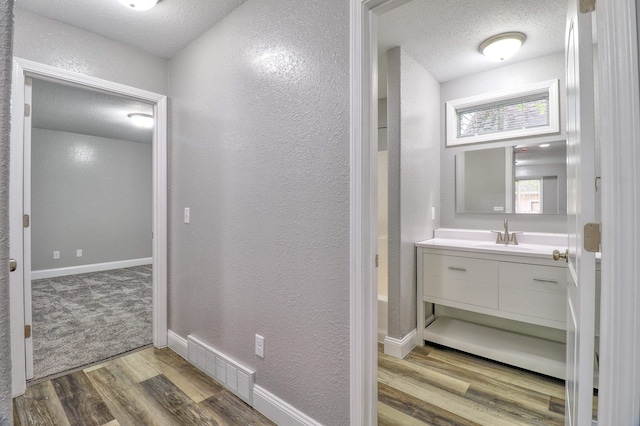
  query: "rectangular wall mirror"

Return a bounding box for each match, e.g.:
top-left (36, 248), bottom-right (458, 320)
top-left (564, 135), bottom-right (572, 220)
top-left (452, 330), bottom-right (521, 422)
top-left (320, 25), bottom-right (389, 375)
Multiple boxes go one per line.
top-left (455, 141), bottom-right (567, 214)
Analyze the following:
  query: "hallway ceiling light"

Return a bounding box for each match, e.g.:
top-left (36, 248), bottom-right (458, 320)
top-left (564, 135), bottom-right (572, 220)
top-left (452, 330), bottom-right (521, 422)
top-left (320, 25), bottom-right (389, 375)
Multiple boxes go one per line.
top-left (479, 32), bottom-right (526, 62)
top-left (118, 0), bottom-right (158, 11)
top-left (128, 113), bottom-right (154, 128)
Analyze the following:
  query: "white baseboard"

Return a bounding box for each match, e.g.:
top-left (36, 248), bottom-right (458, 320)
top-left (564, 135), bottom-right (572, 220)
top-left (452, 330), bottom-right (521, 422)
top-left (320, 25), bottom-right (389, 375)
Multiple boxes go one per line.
top-left (166, 330), bottom-right (321, 425)
top-left (253, 385), bottom-right (323, 426)
top-left (168, 330), bottom-right (188, 359)
top-left (384, 329), bottom-right (417, 359)
top-left (378, 329), bottom-right (386, 344)
top-left (31, 257), bottom-right (153, 280)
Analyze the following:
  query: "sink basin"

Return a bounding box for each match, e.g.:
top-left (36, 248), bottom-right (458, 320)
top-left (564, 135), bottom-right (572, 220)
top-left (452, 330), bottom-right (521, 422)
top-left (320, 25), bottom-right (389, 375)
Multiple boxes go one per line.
top-left (473, 243), bottom-right (534, 251)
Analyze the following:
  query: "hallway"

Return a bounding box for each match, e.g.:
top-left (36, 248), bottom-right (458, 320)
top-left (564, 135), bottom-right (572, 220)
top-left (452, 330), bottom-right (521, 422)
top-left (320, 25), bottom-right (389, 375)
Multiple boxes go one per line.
top-left (14, 347), bottom-right (274, 425)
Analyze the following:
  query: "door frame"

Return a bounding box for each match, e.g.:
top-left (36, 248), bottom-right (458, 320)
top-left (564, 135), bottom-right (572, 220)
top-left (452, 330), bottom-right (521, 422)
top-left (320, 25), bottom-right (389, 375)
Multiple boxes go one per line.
top-left (9, 58), bottom-right (168, 396)
top-left (595, 1), bottom-right (640, 424)
top-left (349, 0), bottom-right (640, 423)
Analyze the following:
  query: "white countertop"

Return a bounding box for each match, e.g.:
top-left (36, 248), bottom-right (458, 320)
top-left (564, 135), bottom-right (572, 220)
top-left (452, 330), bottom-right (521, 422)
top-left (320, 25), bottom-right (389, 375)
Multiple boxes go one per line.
top-left (416, 228), bottom-right (568, 260)
top-left (416, 228), bottom-right (601, 260)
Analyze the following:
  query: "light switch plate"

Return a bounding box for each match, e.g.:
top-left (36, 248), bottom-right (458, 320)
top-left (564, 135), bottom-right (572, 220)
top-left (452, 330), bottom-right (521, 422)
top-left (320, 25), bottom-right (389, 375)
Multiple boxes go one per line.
top-left (255, 334), bottom-right (264, 358)
top-left (184, 207), bottom-right (190, 224)
top-left (76, 249), bottom-right (83, 257)
top-left (53, 251), bottom-right (60, 259)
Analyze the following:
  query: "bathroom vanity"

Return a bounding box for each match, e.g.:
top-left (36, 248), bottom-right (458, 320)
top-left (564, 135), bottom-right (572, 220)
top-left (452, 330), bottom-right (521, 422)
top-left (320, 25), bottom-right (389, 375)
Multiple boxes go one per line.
top-left (417, 228), bottom-right (600, 379)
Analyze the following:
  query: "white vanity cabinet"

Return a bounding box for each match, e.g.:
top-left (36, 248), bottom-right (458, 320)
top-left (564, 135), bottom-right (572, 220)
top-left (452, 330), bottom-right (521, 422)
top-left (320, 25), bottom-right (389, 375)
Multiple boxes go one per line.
top-left (419, 249), bottom-right (567, 330)
top-left (416, 230), bottom-right (578, 379)
top-left (416, 230), bottom-right (602, 379)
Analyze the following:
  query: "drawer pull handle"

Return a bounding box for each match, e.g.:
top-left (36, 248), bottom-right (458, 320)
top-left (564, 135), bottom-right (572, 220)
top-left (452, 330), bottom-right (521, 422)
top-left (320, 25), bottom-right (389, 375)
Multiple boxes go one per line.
top-left (533, 278), bottom-right (558, 284)
top-left (448, 266), bottom-right (467, 272)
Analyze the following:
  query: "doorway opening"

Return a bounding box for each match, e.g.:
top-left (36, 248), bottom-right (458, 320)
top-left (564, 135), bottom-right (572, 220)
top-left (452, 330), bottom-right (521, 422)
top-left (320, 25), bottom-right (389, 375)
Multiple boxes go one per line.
top-left (27, 76), bottom-right (155, 381)
top-left (9, 58), bottom-right (168, 396)
top-left (358, 0), bottom-right (600, 424)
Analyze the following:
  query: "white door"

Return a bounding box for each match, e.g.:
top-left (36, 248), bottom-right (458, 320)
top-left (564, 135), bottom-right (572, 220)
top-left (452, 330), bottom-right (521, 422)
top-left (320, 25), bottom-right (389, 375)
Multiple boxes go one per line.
top-left (564, 1), bottom-right (597, 425)
top-left (23, 77), bottom-right (34, 380)
top-left (9, 75), bottom-right (34, 390)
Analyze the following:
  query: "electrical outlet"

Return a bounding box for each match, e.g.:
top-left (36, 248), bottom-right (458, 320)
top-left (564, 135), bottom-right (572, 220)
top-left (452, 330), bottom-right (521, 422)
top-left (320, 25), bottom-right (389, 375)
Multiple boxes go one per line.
top-left (53, 251), bottom-right (60, 259)
top-left (76, 249), bottom-right (83, 257)
top-left (184, 207), bottom-right (190, 224)
top-left (255, 334), bottom-right (264, 358)
top-left (431, 206), bottom-right (436, 220)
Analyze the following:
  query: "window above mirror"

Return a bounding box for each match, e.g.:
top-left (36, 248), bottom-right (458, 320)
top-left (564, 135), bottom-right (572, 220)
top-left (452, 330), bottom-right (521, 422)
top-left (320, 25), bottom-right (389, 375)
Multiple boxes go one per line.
top-left (446, 80), bottom-right (560, 146)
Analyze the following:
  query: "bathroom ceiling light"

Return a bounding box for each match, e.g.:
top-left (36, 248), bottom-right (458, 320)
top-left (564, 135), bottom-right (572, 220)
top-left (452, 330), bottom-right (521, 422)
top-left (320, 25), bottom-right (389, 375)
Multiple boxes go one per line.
top-left (479, 32), bottom-right (526, 62)
top-left (118, 0), bottom-right (158, 11)
top-left (128, 113), bottom-right (154, 128)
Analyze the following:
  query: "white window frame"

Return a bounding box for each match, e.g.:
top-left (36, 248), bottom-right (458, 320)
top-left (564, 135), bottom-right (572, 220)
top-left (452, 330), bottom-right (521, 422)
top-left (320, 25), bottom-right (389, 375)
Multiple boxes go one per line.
top-left (446, 79), bottom-right (560, 147)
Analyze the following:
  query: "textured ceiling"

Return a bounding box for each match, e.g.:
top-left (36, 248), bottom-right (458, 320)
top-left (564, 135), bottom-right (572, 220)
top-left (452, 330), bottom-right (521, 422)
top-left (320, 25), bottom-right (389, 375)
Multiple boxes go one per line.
top-left (378, 0), bottom-right (566, 83)
top-left (32, 78), bottom-right (153, 144)
top-left (15, 0), bottom-right (248, 58)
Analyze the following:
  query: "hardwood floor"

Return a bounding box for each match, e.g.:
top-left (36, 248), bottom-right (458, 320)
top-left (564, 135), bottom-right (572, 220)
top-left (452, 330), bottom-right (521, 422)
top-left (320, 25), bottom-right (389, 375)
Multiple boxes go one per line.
top-left (378, 343), bottom-right (586, 426)
top-left (12, 340), bottom-right (593, 425)
top-left (13, 347), bottom-right (275, 426)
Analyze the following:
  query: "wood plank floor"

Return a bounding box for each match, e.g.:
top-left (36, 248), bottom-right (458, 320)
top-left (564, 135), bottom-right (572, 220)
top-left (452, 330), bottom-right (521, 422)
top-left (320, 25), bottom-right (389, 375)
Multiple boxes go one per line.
top-left (378, 343), bottom-right (592, 426)
top-left (13, 347), bottom-right (275, 426)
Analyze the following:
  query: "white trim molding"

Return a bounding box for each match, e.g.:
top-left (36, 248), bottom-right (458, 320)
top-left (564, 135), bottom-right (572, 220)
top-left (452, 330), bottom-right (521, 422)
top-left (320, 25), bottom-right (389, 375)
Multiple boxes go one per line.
top-left (350, 1), bottom-right (377, 425)
top-left (9, 58), bottom-right (168, 396)
top-left (31, 258), bottom-right (153, 280)
top-left (253, 385), bottom-right (323, 426)
top-left (383, 329), bottom-right (417, 359)
top-left (167, 330), bottom-right (188, 359)
top-left (596, 0), bottom-right (640, 424)
top-left (350, 0), bottom-right (413, 423)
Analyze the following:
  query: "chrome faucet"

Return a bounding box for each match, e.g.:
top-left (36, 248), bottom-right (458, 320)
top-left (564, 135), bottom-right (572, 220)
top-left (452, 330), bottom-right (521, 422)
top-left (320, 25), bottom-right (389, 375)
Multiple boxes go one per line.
top-left (492, 219), bottom-right (521, 245)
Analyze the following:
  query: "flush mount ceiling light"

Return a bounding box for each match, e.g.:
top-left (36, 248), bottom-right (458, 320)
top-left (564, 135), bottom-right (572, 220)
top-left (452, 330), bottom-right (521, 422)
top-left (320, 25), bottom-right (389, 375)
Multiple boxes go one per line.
top-left (128, 113), bottom-right (154, 128)
top-left (479, 32), bottom-right (527, 62)
top-left (118, 0), bottom-right (158, 11)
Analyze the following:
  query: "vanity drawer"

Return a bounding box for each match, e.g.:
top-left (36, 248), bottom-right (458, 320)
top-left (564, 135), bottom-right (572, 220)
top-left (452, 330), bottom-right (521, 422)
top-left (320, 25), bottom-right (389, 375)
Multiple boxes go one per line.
top-left (422, 254), bottom-right (498, 283)
top-left (499, 287), bottom-right (566, 324)
top-left (423, 274), bottom-right (498, 309)
top-left (499, 262), bottom-right (566, 324)
top-left (499, 263), bottom-right (566, 294)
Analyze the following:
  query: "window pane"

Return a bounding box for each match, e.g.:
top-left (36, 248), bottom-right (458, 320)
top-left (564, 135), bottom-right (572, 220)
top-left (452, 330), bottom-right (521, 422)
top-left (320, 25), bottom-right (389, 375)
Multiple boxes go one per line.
top-left (515, 179), bottom-right (542, 214)
top-left (458, 94), bottom-right (549, 138)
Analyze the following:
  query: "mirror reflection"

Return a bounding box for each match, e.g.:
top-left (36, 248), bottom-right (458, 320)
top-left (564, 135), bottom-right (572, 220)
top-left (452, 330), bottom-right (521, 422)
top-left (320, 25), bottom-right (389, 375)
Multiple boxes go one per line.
top-left (455, 141), bottom-right (567, 214)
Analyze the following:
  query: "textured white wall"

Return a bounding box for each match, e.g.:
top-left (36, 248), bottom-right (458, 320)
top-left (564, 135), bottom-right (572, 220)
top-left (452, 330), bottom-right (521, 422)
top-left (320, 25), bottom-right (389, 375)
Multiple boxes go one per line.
top-left (31, 129), bottom-right (152, 270)
top-left (13, 9), bottom-right (167, 94)
top-left (387, 47), bottom-right (441, 339)
top-left (167, 0), bottom-right (350, 424)
top-left (441, 53), bottom-right (567, 233)
top-left (0, 2), bottom-right (13, 424)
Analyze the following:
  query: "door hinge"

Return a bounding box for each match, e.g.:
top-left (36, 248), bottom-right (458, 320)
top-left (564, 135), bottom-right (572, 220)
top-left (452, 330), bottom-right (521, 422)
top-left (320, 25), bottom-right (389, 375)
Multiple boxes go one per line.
top-left (24, 325), bottom-right (31, 339)
top-left (584, 223), bottom-right (601, 252)
top-left (580, 0), bottom-right (596, 13)
top-left (24, 104), bottom-right (30, 117)
top-left (375, 254), bottom-right (379, 268)
top-left (23, 214), bottom-right (29, 228)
